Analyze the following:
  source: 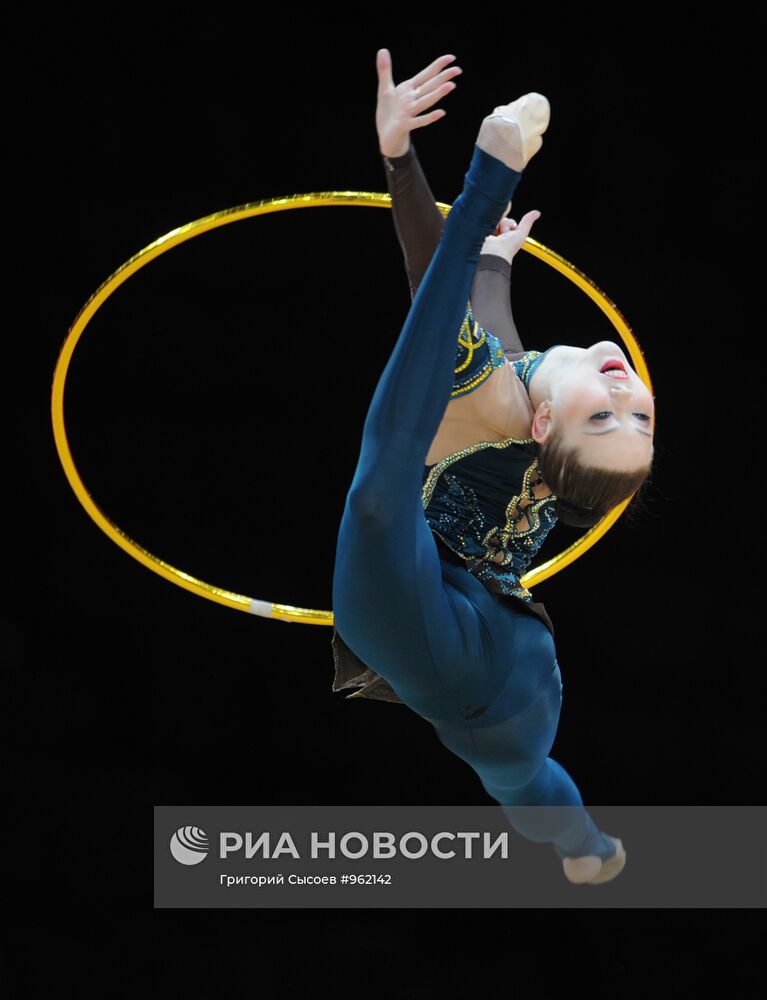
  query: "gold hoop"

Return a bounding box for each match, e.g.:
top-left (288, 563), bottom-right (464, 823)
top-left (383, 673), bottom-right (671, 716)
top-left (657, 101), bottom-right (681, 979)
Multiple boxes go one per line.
top-left (50, 192), bottom-right (653, 626)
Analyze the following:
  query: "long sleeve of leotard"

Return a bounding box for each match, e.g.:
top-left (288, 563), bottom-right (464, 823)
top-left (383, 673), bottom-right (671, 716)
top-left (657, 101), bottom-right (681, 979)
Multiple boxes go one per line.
top-left (382, 142), bottom-right (526, 357)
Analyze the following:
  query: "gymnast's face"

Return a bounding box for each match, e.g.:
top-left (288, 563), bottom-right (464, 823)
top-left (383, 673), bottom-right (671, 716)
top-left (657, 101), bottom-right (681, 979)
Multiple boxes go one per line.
top-left (531, 341), bottom-right (655, 473)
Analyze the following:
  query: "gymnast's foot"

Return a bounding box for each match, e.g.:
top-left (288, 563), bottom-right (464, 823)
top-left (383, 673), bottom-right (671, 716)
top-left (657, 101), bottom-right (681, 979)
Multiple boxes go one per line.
top-left (476, 93), bottom-right (550, 172)
top-left (562, 836), bottom-right (626, 885)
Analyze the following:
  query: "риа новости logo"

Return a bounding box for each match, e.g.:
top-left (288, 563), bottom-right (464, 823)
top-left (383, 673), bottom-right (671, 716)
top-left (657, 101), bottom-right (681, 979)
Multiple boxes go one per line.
top-left (169, 826), bottom-right (210, 865)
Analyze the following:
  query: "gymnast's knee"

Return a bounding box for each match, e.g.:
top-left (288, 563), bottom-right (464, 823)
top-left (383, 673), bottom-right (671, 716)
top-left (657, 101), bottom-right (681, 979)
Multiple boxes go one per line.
top-left (344, 470), bottom-right (419, 529)
top-left (433, 720), bottom-right (544, 789)
top-left (345, 481), bottom-right (389, 521)
top-left (479, 754), bottom-right (545, 796)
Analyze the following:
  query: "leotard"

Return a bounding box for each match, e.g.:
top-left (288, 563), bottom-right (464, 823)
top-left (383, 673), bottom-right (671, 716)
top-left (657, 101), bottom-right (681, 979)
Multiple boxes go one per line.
top-left (331, 141), bottom-right (617, 863)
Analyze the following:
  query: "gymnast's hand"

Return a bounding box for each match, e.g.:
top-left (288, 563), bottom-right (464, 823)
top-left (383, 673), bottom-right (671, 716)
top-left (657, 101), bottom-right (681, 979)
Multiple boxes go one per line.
top-left (375, 49), bottom-right (462, 158)
top-left (481, 209), bottom-right (542, 264)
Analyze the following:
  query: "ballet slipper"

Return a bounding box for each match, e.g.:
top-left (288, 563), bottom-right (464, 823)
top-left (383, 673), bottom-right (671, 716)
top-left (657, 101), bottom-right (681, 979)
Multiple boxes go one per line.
top-left (485, 93), bottom-right (550, 170)
top-left (562, 836), bottom-right (627, 886)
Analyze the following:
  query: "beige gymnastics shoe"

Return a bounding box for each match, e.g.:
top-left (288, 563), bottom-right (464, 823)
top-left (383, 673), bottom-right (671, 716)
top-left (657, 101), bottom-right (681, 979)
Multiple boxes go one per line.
top-left (562, 836), bottom-right (627, 886)
top-left (486, 93), bottom-right (550, 170)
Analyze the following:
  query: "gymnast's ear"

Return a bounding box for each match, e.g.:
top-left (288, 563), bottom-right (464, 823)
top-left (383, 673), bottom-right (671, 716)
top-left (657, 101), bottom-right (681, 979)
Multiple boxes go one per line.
top-left (530, 401), bottom-right (554, 445)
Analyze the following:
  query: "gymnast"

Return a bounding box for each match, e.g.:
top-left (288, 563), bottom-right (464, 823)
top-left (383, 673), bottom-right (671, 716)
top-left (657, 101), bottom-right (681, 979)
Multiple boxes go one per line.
top-left (331, 49), bottom-right (655, 884)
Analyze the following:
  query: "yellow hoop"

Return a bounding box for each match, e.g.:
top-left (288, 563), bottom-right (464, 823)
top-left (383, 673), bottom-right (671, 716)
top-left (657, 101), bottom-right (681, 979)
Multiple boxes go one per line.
top-left (50, 192), bottom-right (653, 626)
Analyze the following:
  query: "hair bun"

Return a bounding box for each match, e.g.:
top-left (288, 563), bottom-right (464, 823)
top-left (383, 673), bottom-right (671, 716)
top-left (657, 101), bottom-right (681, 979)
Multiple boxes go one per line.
top-left (554, 497), bottom-right (603, 528)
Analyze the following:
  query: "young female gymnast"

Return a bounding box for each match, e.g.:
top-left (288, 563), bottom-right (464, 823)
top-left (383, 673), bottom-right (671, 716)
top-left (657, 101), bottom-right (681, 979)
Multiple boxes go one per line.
top-left (332, 51), bottom-right (647, 883)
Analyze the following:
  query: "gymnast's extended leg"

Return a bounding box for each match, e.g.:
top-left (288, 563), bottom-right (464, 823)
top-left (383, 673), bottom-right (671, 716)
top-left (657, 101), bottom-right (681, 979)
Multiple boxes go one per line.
top-left (333, 141), bottom-right (520, 710)
top-left (425, 680), bottom-right (620, 868)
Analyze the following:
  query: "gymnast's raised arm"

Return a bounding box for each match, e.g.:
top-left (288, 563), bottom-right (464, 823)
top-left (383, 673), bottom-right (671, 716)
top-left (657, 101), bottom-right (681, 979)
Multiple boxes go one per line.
top-left (375, 48), bottom-right (533, 358)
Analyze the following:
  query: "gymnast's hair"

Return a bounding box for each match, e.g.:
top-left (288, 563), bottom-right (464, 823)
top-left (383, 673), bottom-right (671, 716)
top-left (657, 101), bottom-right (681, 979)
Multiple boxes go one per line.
top-left (538, 429), bottom-right (654, 529)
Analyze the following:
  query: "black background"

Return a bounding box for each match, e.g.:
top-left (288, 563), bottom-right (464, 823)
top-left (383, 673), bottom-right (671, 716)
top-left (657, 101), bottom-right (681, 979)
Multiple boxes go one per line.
top-left (7, 16), bottom-right (763, 994)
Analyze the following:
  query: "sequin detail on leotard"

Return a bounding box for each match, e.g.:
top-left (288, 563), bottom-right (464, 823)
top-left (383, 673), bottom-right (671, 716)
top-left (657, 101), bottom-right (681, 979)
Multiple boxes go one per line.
top-left (508, 345), bottom-right (567, 391)
top-left (422, 437), bottom-right (559, 602)
top-left (450, 299), bottom-right (507, 398)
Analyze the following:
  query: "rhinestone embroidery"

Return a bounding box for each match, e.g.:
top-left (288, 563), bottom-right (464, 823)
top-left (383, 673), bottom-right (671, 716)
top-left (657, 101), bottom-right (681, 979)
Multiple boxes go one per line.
top-left (451, 299), bottom-right (507, 399)
top-left (510, 350), bottom-right (543, 388)
top-left (510, 346), bottom-right (566, 391)
top-left (422, 441), bottom-right (558, 603)
top-left (423, 340), bottom-right (562, 604)
top-left (423, 435), bottom-right (535, 508)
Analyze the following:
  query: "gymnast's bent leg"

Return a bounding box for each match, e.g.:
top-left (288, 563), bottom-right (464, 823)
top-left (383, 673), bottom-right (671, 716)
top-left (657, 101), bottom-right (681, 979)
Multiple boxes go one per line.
top-left (332, 141), bottom-right (616, 864)
top-left (426, 675), bottom-right (617, 862)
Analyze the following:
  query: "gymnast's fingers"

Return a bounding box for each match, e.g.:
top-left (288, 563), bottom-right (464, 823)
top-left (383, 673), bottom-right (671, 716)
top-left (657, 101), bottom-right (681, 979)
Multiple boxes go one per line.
top-left (412, 78), bottom-right (459, 114)
top-left (376, 48), bottom-right (394, 92)
top-left (518, 209), bottom-right (542, 236)
top-left (409, 108), bottom-right (448, 131)
top-left (410, 53), bottom-right (458, 91)
top-left (412, 64), bottom-right (463, 105)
